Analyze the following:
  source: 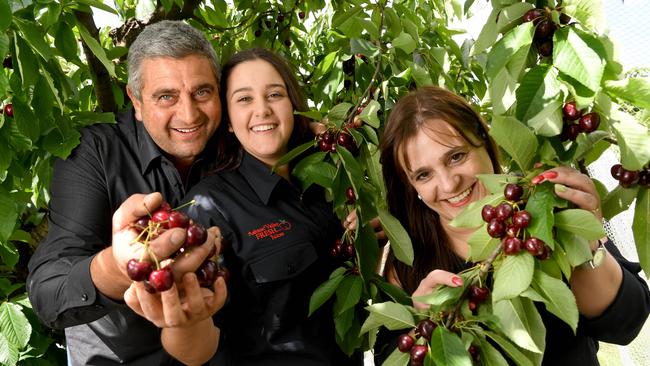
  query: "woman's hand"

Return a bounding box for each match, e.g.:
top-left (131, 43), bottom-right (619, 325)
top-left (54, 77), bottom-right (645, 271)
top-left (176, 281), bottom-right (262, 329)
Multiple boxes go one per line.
top-left (532, 166), bottom-right (602, 222)
top-left (412, 270), bottom-right (463, 311)
top-left (125, 272), bottom-right (227, 329)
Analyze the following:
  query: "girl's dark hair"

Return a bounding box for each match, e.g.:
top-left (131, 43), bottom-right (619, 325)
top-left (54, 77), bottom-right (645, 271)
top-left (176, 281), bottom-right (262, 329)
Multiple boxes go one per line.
top-left (211, 48), bottom-right (311, 172)
top-left (379, 86), bottom-right (501, 294)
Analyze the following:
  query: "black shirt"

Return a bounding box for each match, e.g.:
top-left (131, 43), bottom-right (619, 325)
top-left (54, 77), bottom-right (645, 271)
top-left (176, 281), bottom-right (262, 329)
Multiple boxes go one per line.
top-left (27, 109), bottom-right (212, 365)
top-left (184, 152), bottom-right (361, 366)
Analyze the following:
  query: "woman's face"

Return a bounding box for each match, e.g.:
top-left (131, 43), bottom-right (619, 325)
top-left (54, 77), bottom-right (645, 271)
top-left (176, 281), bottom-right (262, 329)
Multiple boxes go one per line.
top-left (226, 59), bottom-right (294, 167)
top-left (402, 119), bottom-right (494, 224)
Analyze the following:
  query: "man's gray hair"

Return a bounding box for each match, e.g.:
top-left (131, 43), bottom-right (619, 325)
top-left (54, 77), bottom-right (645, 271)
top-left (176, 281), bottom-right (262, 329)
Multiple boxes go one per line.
top-left (127, 20), bottom-right (221, 100)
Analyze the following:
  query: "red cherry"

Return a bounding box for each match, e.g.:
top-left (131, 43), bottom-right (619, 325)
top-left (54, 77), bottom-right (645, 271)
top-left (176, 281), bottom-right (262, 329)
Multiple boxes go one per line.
top-left (619, 169), bottom-right (639, 188)
top-left (503, 237), bottom-right (522, 255)
top-left (196, 259), bottom-right (218, 287)
top-left (416, 319), bottom-right (436, 341)
top-left (503, 184), bottom-right (524, 202)
top-left (397, 334), bottom-right (415, 353)
top-left (254, 29), bottom-right (262, 37)
top-left (3, 104), bottom-right (13, 117)
top-left (512, 210), bottom-right (532, 229)
top-left (469, 285), bottom-right (490, 303)
top-left (560, 123), bottom-right (581, 141)
top-left (126, 259), bottom-right (153, 281)
top-left (410, 344), bottom-right (428, 363)
top-left (481, 205), bottom-right (496, 222)
top-left (329, 143), bottom-right (337, 153)
top-left (495, 202), bottom-right (513, 221)
top-left (524, 237), bottom-right (545, 256)
top-left (343, 243), bottom-right (355, 258)
top-left (168, 211), bottom-right (190, 228)
top-left (216, 266), bottom-right (230, 282)
top-left (537, 245), bottom-right (552, 260)
top-left (522, 9), bottom-right (544, 24)
top-left (322, 132), bottom-right (334, 143)
top-left (298, 11), bottom-right (305, 19)
top-left (534, 19), bottom-right (556, 41)
top-left (345, 186), bottom-right (356, 203)
top-left (487, 218), bottom-right (506, 238)
top-left (538, 41), bottom-right (553, 57)
top-left (318, 140), bottom-right (331, 152)
top-left (505, 225), bottom-right (519, 238)
top-left (562, 101), bottom-right (582, 121)
top-left (151, 209), bottom-right (170, 229)
top-left (579, 112), bottom-right (600, 133)
top-left (559, 13), bottom-right (572, 25)
top-left (611, 164), bottom-right (623, 180)
top-left (134, 216), bottom-right (150, 231)
top-left (186, 223), bottom-right (207, 248)
top-left (284, 39), bottom-right (291, 47)
top-left (468, 300), bottom-right (477, 312)
top-left (277, 14), bottom-right (285, 23)
top-left (638, 170), bottom-right (649, 186)
top-left (469, 344), bottom-right (481, 362)
top-left (149, 267), bottom-right (174, 292)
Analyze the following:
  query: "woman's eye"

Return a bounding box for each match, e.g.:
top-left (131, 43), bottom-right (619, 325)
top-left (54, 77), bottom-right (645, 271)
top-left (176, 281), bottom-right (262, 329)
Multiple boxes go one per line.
top-left (450, 152), bottom-right (466, 163)
top-left (237, 96), bottom-right (252, 102)
top-left (415, 172), bottom-right (430, 181)
top-left (269, 92), bottom-right (284, 99)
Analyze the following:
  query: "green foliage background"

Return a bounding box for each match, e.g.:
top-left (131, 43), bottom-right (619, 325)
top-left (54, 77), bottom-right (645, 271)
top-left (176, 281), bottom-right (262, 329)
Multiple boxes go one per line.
top-left (0, 0), bottom-right (648, 365)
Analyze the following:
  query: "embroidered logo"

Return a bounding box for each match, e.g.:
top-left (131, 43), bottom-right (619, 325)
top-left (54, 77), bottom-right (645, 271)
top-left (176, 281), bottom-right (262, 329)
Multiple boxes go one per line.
top-left (248, 220), bottom-right (292, 240)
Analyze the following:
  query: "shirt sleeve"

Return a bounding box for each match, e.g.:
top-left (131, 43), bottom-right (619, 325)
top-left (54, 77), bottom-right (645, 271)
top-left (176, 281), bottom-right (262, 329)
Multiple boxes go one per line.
top-left (27, 133), bottom-right (120, 329)
top-left (578, 239), bottom-right (650, 344)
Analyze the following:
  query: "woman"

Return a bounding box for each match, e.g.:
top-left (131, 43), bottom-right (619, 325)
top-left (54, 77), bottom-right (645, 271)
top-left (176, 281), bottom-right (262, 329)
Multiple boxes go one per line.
top-left (128, 48), bottom-right (360, 365)
top-left (377, 86), bottom-right (650, 364)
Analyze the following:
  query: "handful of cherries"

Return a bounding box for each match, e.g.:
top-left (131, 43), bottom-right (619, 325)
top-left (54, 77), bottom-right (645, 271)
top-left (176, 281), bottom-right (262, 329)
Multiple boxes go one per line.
top-left (482, 183), bottom-right (551, 259)
top-left (560, 101), bottom-right (601, 141)
top-left (126, 201), bottom-right (224, 293)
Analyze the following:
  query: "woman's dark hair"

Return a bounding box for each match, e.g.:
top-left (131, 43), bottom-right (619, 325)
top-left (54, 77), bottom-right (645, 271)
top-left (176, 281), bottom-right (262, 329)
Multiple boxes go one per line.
top-left (379, 86), bottom-right (501, 294)
top-left (211, 48), bottom-right (311, 172)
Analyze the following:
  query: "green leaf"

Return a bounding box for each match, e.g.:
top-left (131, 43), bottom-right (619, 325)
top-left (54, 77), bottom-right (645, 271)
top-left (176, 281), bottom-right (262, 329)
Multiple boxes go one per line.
top-left (335, 275), bottom-right (363, 315)
top-left (381, 347), bottom-right (410, 366)
top-left (0, 331), bottom-right (18, 366)
top-left (0, 0), bottom-right (11, 32)
top-left (489, 67), bottom-right (518, 115)
top-left (526, 100), bottom-right (563, 137)
top-left (477, 174), bottom-right (520, 195)
top-left (76, 0), bottom-right (119, 14)
top-left (13, 18), bottom-right (52, 60)
top-left (477, 336), bottom-right (510, 366)
top-left (525, 184), bottom-right (560, 247)
top-left (450, 193), bottom-right (501, 229)
top-left (54, 21), bottom-right (80, 63)
top-left (373, 278), bottom-right (411, 305)
top-left (364, 301), bottom-right (415, 330)
top-left (356, 222), bottom-right (380, 282)
top-left (76, 21), bottom-right (116, 78)
top-left (531, 269), bottom-right (578, 333)
top-left (0, 240), bottom-right (18, 268)
top-left (489, 116), bottom-right (538, 172)
top-left (556, 229), bottom-right (591, 268)
top-left (429, 326), bottom-right (472, 366)
top-left (274, 141), bottom-right (315, 170)
top-left (359, 100), bottom-right (380, 128)
top-left (554, 209), bottom-right (605, 240)
top-left (562, 0), bottom-right (604, 33)
top-left (378, 208), bottom-right (413, 266)
top-left (11, 97), bottom-right (39, 142)
top-left (484, 330), bottom-right (533, 366)
top-left (328, 102), bottom-right (354, 123)
top-left (294, 161), bottom-right (335, 190)
top-left (14, 36), bottom-right (39, 88)
top-left (604, 78), bottom-right (650, 110)
top-left (0, 189), bottom-right (16, 243)
top-left (633, 189), bottom-right (650, 276)
top-left (468, 227), bottom-right (500, 262)
top-left (515, 65), bottom-right (561, 123)
top-left (0, 302), bottom-right (31, 348)
top-left (553, 27), bottom-right (603, 93)
top-left (492, 253), bottom-right (534, 301)
top-left (392, 32), bottom-right (416, 54)
top-left (610, 111), bottom-right (650, 171)
top-left (486, 22), bottom-right (533, 79)
top-left (309, 267), bottom-right (346, 315)
top-left (493, 297), bottom-right (545, 354)
top-left (350, 38), bottom-right (379, 58)
top-left (362, 144), bottom-right (385, 201)
top-left (413, 283), bottom-right (463, 308)
top-left (70, 111), bottom-right (116, 126)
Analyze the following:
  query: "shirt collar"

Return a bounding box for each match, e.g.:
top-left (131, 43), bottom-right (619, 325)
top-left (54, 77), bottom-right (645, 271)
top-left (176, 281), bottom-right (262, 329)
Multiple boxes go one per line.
top-left (123, 110), bottom-right (166, 175)
top-left (238, 152), bottom-right (283, 205)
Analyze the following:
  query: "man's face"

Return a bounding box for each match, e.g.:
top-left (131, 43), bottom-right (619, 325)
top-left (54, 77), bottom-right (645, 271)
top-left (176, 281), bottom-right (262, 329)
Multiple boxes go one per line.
top-left (129, 55), bottom-right (221, 169)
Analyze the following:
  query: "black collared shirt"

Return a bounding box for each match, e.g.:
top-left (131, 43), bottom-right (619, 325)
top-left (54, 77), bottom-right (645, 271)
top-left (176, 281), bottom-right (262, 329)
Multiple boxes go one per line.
top-left (184, 153), bottom-right (361, 366)
top-left (27, 109), bottom-right (212, 365)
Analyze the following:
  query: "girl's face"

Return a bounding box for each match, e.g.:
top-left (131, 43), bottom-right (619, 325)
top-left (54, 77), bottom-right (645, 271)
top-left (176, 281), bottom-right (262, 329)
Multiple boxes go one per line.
top-left (402, 119), bottom-right (494, 224)
top-left (226, 59), bottom-right (294, 167)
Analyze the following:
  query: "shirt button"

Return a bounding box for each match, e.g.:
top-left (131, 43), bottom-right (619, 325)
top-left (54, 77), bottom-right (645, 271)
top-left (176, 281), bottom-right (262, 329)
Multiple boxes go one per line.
top-left (81, 294), bottom-right (88, 302)
top-left (287, 263), bottom-right (296, 275)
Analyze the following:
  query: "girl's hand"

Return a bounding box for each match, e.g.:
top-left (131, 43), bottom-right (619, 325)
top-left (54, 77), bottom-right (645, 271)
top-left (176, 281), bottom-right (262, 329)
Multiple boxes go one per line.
top-left (412, 270), bottom-right (463, 310)
top-left (531, 166), bottom-right (602, 221)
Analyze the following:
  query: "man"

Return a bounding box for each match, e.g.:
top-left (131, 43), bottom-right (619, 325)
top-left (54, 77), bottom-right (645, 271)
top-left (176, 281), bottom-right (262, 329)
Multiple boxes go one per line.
top-left (27, 20), bottom-right (223, 365)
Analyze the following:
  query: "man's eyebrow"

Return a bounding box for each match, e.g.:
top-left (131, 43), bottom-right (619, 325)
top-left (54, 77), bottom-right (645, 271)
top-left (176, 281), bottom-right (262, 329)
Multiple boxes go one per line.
top-left (150, 88), bottom-right (178, 98)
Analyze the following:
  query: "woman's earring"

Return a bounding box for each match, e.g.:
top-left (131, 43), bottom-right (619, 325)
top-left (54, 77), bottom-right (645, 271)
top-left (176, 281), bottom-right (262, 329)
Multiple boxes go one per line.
top-left (417, 194), bottom-right (422, 200)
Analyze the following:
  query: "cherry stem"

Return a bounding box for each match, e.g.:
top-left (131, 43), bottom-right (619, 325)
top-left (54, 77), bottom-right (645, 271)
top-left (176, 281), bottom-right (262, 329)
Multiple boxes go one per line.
top-left (173, 199), bottom-right (196, 211)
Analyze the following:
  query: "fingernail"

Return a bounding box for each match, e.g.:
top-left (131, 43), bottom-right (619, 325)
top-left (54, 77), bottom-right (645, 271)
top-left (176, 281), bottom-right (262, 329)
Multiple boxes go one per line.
top-left (452, 277), bottom-right (463, 286)
top-left (554, 183), bottom-right (568, 193)
top-left (543, 171), bottom-right (558, 179)
top-left (531, 174), bottom-right (545, 185)
top-left (534, 162), bottom-right (544, 169)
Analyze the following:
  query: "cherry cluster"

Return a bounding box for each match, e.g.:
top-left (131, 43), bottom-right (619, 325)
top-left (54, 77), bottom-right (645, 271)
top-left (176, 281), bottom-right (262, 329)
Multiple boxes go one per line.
top-left (253, 10), bottom-right (304, 46)
top-left (0, 103), bottom-right (13, 117)
top-left (482, 184), bottom-right (551, 259)
top-left (611, 164), bottom-right (650, 188)
top-left (522, 6), bottom-right (570, 57)
top-left (560, 101), bottom-right (601, 141)
top-left (317, 129), bottom-right (357, 155)
top-left (397, 319), bottom-right (480, 364)
top-left (126, 202), bottom-right (224, 293)
top-left (329, 238), bottom-right (355, 261)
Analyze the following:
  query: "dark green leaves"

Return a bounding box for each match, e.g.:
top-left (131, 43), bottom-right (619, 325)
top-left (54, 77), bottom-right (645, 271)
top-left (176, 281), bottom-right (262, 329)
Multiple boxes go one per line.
top-left (489, 116), bottom-right (538, 172)
top-left (378, 208), bottom-right (413, 266)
